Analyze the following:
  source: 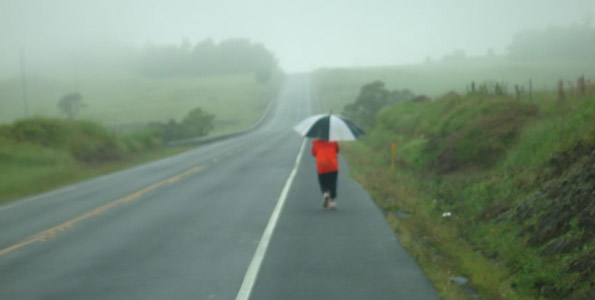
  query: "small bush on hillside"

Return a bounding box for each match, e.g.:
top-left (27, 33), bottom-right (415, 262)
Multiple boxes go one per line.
top-left (1, 118), bottom-right (164, 164)
top-left (181, 107), bottom-right (215, 137)
top-left (149, 107), bottom-right (215, 141)
top-left (67, 122), bottom-right (122, 163)
top-left (343, 80), bottom-right (414, 129)
top-left (9, 118), bottom-right (70, 147)
top-left (120, 130), bottom-right (163, 153)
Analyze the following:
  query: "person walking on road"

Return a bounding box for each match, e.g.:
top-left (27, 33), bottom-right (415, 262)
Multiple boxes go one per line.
top-left (294, 113), bottom-right (364, 209)
top-left (311, 138), bottom-right (340, 210)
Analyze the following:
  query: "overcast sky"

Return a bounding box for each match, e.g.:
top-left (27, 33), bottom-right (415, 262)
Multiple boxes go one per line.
top-left (1, 0), bottom-right (593, 72)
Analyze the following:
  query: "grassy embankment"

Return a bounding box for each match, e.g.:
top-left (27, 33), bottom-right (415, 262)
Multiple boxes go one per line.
top-left (0, 117), bottom-right (187, 203)
top-left (0, 72), bottom-right (278, 203)
top-left (314, 65), bottom-right (594, 299)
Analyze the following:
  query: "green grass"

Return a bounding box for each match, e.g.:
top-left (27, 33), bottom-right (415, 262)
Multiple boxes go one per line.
top-left (0, 70), bottom-right (280, 203)
top-left (328, 85), bottom-right (595, 299)
top-left (0, 118), bottom-right (191, 203)
top-left (0, 72), bottom-right (274, 135)
top-left (342, 142), bottom-right (517, 300)
top-left (0, 145), bottom-right (191, 204)
top-left (0, 137), bottom-right (190, 204)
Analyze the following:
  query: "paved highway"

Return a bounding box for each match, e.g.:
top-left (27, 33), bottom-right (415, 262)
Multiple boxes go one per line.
top-left (0, 75), bottom-right (440, 299)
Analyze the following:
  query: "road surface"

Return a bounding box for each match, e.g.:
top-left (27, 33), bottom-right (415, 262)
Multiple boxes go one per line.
top-left (0, 75), bottom-right (440, 300)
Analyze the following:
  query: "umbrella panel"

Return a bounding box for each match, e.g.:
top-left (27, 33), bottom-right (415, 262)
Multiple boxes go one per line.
top-left (337, 116), bottom-right (365, 138)
top-left (294, 114), bottom-right (365, 141)
top-left (304, 115), bottom-right (330, 140)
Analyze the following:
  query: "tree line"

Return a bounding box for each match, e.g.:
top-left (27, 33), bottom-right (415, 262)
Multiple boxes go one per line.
top-left (137, 38), bottom-right (278, 82)
top-left (342, 81), bottom-right (415, 129)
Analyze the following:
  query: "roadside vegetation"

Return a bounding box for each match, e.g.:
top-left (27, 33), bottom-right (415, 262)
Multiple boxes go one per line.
top-left (329, 81), bottom-right (594, 299)
top-left (313, 24), bottom-right (595, 299)
top-left (0, 118), bottom-right (174, 203)
top-left (0, 39), bottom-right (281, 203)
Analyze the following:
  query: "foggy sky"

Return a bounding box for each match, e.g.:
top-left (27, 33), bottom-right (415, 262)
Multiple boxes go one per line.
top-left (1, 0), bottom-right (594, 73)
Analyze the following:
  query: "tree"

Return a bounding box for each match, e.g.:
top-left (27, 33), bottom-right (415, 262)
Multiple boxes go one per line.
top-left (181, 107), bottom-right (215, 138)
top-left (343, 81), bottom-right (390, 129)
top-left (148, 107), bottom-right (215, 142)
top-left (342, 81), bottom-right (414, 129)
top-left (58, 93), bottom-right (85, 119)
top-left (161, 119), bottom-right (183, 141)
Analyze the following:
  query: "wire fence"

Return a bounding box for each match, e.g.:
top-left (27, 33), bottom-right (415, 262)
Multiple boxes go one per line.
top-left (466, 75), bottom-right (594, 101)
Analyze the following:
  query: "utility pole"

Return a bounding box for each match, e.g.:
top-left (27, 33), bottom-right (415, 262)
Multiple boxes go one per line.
top-left (19, 48), bottom-right (29, 118)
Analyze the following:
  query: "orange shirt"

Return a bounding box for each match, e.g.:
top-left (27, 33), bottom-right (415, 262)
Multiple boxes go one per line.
top-left (311, 139), bottom-right (340, 174)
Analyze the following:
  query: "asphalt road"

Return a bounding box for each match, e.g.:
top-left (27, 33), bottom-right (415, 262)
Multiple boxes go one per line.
top-left (0, 75), bottom-right (440, 300)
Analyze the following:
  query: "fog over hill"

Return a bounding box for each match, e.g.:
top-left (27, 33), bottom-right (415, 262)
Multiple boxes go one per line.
top-left (0, 0), bottom-right (593, 76)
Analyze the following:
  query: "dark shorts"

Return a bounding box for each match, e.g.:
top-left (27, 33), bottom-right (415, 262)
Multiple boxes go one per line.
top-left (317, 171), bottom-right (338, 199)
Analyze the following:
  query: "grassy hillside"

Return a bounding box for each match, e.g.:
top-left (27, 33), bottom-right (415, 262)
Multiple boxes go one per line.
top-left (0, 66), bottom-right (280, 203)
top-left (329, 87), bottom-right (594, 298)
top-left (0, 117), bottom-right (192, 203)
top-left (313, 58), bottom-right (595, 114)
top-left (0, 72), bottom-right (274, 135)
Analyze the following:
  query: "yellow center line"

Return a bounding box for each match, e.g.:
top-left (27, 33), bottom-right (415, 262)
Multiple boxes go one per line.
top-left (1, 133), bottom-right (279, 258)
top-left (0, 165), bottom-right (205, 257)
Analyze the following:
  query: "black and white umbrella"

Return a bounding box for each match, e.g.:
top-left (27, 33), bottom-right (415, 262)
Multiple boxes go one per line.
top-left (293, 114), bottom-right (365, 141)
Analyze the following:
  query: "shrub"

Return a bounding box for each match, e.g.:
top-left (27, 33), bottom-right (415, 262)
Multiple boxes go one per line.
top-left (9, 118), bottom-right (70, 147)
top-left (149, 107), bottom-right (215, 141)
top-left (1, 118), bottom-right (151, 164)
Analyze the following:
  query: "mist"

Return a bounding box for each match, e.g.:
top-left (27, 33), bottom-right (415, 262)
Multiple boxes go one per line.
top-left (1, 0), bottom-right (594, 76)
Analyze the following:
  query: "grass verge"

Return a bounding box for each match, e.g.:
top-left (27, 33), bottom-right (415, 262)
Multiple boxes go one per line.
top-left (0, 146), bottom-right (190, 204)
top-left (339, 91), bottom-right (594, 299)
top-left (0, 118), bottom-right (192, 204)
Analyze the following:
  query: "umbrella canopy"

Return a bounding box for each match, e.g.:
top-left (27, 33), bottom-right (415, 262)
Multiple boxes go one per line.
top-left (293, 114), bottom-right (365, 141)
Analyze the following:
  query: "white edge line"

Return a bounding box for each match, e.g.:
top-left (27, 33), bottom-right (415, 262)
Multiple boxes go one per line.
top-left (235, 139), bottom-right (307, 300)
